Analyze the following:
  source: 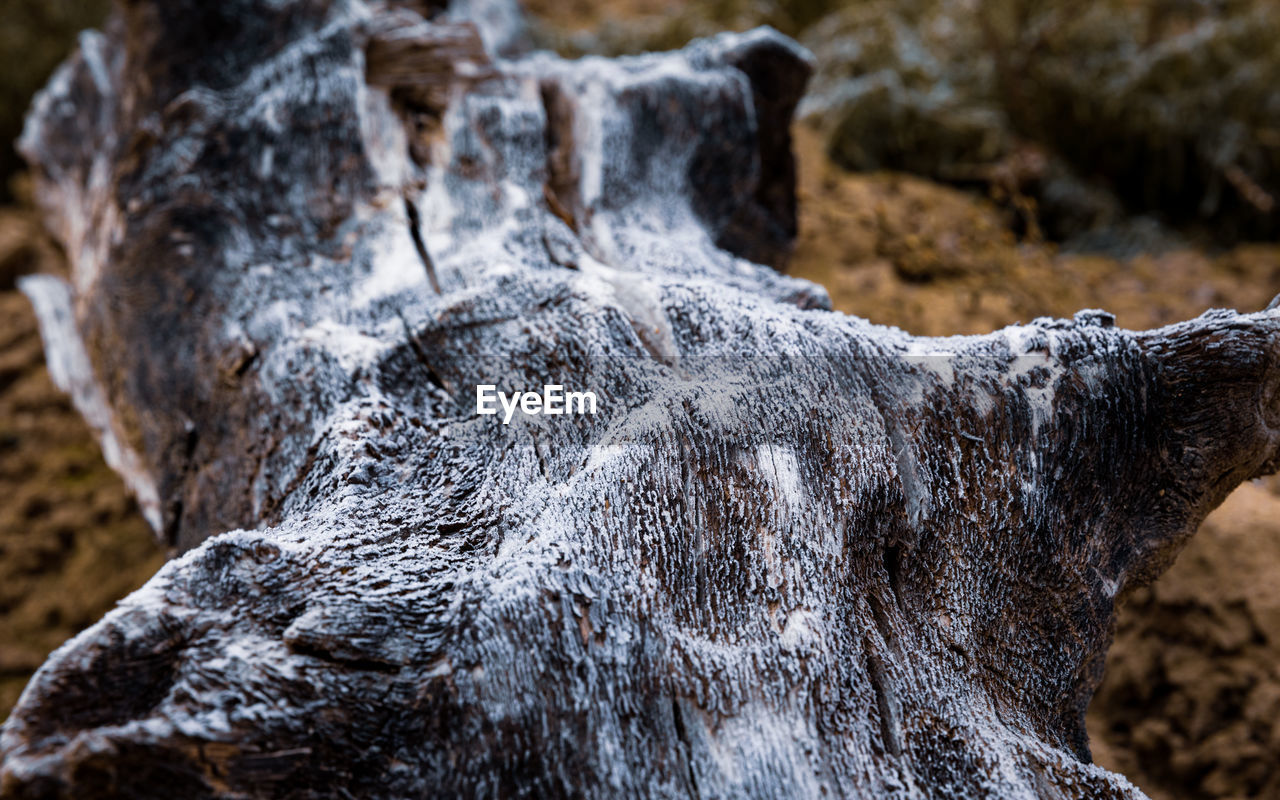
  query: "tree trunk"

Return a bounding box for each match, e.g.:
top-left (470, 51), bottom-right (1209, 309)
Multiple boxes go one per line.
top-left (4, 1), bottom-right (1280, 797)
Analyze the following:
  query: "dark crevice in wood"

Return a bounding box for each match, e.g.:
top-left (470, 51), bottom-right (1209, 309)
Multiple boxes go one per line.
top-left (866, 570), bottom-right (906, 759)
top-left (864, 639), bottom-right (903, 759)
top-left (395, 310), bottom-right (449, 394)
top-left (883, 541), bottom-right (906, 613)
top-left (286, 641), bottom-right (402, 674)
top-left (669, 695), bottom-right (700, 798)
top-left (403, 196), bottom-right (440, 295)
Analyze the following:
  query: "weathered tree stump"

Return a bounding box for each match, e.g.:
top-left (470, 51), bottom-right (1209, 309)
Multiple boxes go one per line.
top-left (5, 1), bottom-right (1280, 797)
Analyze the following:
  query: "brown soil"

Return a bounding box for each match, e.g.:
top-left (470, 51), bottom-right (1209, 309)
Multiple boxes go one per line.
top-left (789, 123), bottom-right (1280, 334)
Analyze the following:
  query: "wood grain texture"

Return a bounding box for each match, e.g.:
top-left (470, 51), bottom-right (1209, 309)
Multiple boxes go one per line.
top-left (4, 1), bottom-right (1280, 797)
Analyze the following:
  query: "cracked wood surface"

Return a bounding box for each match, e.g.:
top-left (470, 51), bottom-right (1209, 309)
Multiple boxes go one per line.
top-left (4, 1), bottom-right (1280, 798)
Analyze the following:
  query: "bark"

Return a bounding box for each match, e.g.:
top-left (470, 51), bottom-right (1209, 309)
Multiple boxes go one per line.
top-left (5, 1), bottom-right (1280, 798)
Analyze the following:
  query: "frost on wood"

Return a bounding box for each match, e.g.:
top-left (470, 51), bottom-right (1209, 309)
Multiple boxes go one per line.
top-left (5, 1), bottom-right (1280, 798)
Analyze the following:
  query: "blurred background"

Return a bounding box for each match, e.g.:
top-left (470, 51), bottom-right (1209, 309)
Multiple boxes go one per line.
top-left (1, 1), bottom-right (1278, 797)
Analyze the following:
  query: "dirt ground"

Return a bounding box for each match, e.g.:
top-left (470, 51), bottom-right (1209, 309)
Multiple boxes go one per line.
top-left (1, 10), bottom-right (1279, 800)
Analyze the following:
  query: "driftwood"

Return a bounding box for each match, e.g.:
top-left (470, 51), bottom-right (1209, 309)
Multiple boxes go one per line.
top-left (5, 1), bottom-right (1280, 797)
